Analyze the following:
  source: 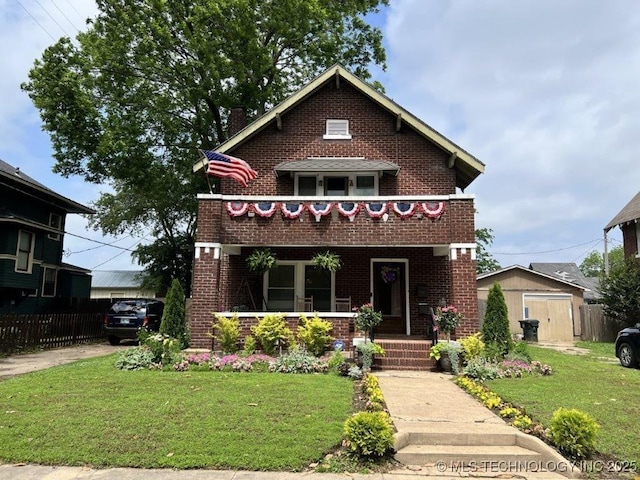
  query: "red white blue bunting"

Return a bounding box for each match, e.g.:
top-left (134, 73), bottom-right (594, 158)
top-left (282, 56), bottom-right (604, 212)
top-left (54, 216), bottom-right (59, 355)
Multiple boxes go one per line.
top-left (225, 201), bottom-right (250, 217)
top-left (253, 202), bottom-right (278, 217)
top-left (421, 202), bottom-right (446, 220)
top-left (391, 202), bottom-right (417, 218)
top-left (336, 202), bottom-right (360, 222)
top-left (281, 203), bottom-right (306, 219)
top-left (308, 202), bottom-right (333, 222)
top-left (364, 202), bottom-right (388, 219)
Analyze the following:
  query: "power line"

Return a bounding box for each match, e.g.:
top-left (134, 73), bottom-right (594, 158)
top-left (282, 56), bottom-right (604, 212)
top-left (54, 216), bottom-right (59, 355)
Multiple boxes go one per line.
top-left (91, 236), bottom-right (148, 270)
top-left (16, 0), bottom-right (56, 41)
top-left (34, 0), bottom-right (72, 37)
top-left (49, 0), bottom-right (82, 32)
top-left (493, 238), bottom-right (602, 256)
top-left (65, 233), bottom-right (135, 255)
top-left (64, 231), bottom-right (139, 252)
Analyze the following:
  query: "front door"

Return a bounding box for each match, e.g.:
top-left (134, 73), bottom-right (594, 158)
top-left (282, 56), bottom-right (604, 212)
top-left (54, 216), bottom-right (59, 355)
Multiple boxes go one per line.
top-left (372, 261), bottom-right (406, 335)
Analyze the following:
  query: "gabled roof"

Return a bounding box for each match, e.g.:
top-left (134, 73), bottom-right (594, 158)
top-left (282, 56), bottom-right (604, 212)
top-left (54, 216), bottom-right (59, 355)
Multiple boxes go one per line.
top-left (529, 262), bottom-right (598, 299)
top-left (193, 65), bottom-right (485, 190)
top-left (605, 191), bottom-right (640, 232)
top-left (477, 264), bottom-right (588, 291)
top-left (91, 270), bottom-right (145, 289)
top-left (0, 158), bottom-right (94, 214)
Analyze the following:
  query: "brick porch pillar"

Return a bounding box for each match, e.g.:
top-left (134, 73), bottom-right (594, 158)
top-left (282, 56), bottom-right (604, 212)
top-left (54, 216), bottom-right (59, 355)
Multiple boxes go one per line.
top-left (190, 195), bottom-right (223, 348)
top-left (448, 244), bottom-right (479, 339)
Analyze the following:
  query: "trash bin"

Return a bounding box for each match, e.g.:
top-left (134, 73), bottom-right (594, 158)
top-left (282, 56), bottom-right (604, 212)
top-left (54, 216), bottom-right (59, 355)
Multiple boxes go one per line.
top-left (519, 319), bottom-right (540, 342)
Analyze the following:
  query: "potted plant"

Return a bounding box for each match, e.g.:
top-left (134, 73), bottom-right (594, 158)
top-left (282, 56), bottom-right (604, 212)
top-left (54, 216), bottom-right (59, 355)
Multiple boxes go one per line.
top-left (434, 304), bottom-right (463, 342)
top-left (311, 250), bottom-right (342, 273)
top-left (246, 248), bottom-right (277, 274)
top-left (429, 341), bottom-right (462, 374)
top-left (353, 303), bottom-right (383, 342)
top-left (356, 341), bottom-right (386, 371)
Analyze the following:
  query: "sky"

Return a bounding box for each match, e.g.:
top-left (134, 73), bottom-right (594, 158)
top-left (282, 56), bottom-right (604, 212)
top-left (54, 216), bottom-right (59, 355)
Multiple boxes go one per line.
top-left (1, 0), bottom-right (636, 272)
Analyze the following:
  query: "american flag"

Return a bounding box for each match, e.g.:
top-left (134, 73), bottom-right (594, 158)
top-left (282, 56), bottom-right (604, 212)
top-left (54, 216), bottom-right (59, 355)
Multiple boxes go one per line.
top-left (201, 150), bottom-right (257, 187)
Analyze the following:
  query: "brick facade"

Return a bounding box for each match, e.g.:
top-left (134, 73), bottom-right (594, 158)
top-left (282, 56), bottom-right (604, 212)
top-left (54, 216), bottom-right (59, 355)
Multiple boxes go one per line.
top-left (190, 72), bottom-right (481, 349)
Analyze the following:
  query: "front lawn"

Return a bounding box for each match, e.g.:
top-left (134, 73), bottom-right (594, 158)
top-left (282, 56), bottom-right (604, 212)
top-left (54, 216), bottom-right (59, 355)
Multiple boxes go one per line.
top-left (486, 344), bottom-right (640, 467)
top-left (0, 354), bottom-right (353, 470)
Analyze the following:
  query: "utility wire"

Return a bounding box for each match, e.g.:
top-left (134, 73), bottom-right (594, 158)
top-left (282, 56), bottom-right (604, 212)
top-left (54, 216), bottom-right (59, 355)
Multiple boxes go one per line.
top-left (91, 236), bottom-right (148, 270)
top-left (493, 238), bottom-right (602, 256)
top-left (34, 0), bottom-right (72, 37)
top-left (64, 231), bottom-right (139, 252)
top-left (49, 0), bottom-right (82, 32)
top-left (16, 0), bottom-right (56, 41)
top-left (65, 233), bottom-right (135, 255)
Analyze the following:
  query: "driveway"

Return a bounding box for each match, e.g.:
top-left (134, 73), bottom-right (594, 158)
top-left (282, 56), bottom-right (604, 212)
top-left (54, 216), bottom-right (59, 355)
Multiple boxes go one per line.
top-left (0, 342), bottom-right (127, 379)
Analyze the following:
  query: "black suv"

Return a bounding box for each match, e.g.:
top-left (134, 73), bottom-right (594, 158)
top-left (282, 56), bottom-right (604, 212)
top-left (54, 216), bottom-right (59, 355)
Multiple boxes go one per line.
top-left (615, 322), bottom-right (640, 368)
top-left (104, 299), bottom-right (164, 345)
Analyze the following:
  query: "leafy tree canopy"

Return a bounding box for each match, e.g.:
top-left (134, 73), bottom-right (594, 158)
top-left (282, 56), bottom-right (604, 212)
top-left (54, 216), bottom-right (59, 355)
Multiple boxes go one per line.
top-left (22, 0), bottom-right (388, 294)
top-left (579, 245), bottom-right (624, 277)
top-left (476, 227), bottom-right (500, 274)
top-left (600, 258), bottom-right (640, 328)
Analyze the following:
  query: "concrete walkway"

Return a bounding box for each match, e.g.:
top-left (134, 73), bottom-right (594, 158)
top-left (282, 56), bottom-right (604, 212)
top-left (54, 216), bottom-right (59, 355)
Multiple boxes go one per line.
top-left (0, 346), bottom-right (574, 479)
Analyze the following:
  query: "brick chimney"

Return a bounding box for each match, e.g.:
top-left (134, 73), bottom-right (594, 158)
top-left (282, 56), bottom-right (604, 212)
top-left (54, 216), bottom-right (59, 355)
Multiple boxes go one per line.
top-left (228, 107), bottom-right (247, 136)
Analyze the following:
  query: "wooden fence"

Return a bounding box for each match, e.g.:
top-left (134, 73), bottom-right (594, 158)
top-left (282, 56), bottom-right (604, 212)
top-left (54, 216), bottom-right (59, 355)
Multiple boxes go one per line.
top-left (0, 313), bottom-right (105, 355)
top-left (579, 304), bottom-right (620, 342)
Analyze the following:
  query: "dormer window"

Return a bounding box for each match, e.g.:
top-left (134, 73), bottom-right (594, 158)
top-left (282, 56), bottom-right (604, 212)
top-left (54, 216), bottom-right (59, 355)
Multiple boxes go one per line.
top-left (323, 119), bottom-right (351, 139)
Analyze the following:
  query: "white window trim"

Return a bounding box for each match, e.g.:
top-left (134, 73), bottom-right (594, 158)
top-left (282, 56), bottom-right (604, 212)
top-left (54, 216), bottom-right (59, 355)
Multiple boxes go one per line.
top-left (42, 266), bottom-right (57, 297)
top-left (323, 119), bottom-right (352, 140)
top-left (263, 261), bottom-right (336, 311)
top-left (48, 212), bottom-right (62, 241)
top-left (294, 172), bottom-right (378, 197)
top-left (15, 230), bottom-right (35, 274)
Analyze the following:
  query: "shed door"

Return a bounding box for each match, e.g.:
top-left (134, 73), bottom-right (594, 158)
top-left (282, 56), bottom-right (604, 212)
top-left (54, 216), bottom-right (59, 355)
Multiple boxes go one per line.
top-left (524, 295), bottom-right (574, 342)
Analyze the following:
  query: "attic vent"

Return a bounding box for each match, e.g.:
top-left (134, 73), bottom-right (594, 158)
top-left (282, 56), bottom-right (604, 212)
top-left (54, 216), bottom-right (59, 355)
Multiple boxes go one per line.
top-left (324, 119), bottom-right (351, 139)
top-left (15, 167), bottom-right (20, 177)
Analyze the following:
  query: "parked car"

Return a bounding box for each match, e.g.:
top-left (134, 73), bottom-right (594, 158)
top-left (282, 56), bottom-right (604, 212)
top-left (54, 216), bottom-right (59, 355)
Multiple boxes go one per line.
top-left (615, 322), bottom-right (640, 368)
top-left (104, 299), bottom-right (164, 345)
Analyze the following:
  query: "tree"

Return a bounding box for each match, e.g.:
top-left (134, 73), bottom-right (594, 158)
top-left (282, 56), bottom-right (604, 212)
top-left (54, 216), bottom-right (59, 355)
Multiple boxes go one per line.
top-left (599, 258), bottom-right (640, 328)
top-left (22, 0), bottom-right (388, 294)
top-left (481, 282), bottom-right (513, 354)
top-left (579, 246), bottom-right (624, 277)
top-left (160, 278), bottom-right (188, 347)
top-left (476, 227), bottom-right (500, 274)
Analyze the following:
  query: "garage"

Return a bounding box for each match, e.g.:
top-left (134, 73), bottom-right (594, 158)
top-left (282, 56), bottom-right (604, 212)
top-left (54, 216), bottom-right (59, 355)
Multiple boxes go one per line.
top-left (523, 294), bottom-right (574, 342)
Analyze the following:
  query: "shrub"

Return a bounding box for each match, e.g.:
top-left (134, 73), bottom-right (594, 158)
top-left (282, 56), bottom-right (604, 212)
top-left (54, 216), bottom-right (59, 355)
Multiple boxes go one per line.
top-left (297, 314), bottom-right (333, 356)
top-left (212, 314), bottom-right (240, 354)
top-left (243, 335), bottom-right (257, 355)
top-left (362, 374), bottom-right (385, 411)
top-left (549, 408), bottom-right (599, 459)
top-left (208, 353), bottom-right (275, 372)
top-left (115, 347), bottom-right (155, 370)
top-left (139, 330), bottom-right (182, 366)
top-left (343, 411), bottom-right (394, 457)
top-left (463, 358), bottom-right (499, 381)
top-left (460, 333), bottom-right (485, 362)
top-left (356, 341), bottom-right (385, 370)
top-left (327, 349), bottom-right (347, 373)
top-left (270, 346), bottom-right (328, 373)
top-left (482, 282), bottom-right (513, 355)
top-left (348, 365), bottom-right (364, 379)
top-left (251, 313), bottom-right (293, 355)
top-left (159, 278), bottom-right (189, 348)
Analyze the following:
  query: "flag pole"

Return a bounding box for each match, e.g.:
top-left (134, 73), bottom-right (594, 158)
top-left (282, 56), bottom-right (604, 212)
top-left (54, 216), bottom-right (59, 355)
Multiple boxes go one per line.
top-left (198, 150), bottom-right (215, 194)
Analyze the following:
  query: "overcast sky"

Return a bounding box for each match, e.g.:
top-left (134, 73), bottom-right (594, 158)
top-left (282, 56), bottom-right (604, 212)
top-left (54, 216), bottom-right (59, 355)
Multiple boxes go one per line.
top-left (1, 0), bottom-right (635, 272)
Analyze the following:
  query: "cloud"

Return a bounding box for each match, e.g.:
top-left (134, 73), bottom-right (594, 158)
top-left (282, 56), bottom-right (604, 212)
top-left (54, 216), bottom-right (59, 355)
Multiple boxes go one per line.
top-left (384, 0), bottom-right (639, 265)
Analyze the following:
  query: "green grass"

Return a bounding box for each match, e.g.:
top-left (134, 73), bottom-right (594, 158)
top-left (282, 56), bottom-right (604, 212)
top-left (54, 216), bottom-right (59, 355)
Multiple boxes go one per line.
top-left (0, 354), bottom-right (354, 470)
top-left (575, 341), bottom-right (617, 359)
top-left (486, 344), bottom-right (640, 466)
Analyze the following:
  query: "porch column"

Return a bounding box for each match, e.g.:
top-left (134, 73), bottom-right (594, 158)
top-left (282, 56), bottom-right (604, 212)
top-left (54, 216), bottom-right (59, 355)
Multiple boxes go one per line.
top-left (448, 244), bottom-right (479, 339)
top-left (190, 196), bottom-right (224, 348)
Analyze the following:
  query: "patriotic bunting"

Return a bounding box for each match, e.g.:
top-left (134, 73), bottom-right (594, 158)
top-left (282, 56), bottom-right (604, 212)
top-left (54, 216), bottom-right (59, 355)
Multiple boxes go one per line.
top-left (225, 201), bottom-right (250, 217)
top-left (308, 203), bottom-right (332, 222)
top-left (253, 202), bottom-right (278, 217)
top-left (336, 202), bottom-right (361, 222)
top-left (364, 202), bottom-right (388, 218)
top-left (281, 203), bottom-right (306, 219)
top-left (421, 202), bottom-right (446, 220)
top-left (391, 202), bottom-right (417, 218)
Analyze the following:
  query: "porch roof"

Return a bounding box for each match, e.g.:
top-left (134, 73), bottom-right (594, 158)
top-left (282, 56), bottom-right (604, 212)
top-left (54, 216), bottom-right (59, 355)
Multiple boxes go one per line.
top-left (273, 158), bottom-right (400, 177)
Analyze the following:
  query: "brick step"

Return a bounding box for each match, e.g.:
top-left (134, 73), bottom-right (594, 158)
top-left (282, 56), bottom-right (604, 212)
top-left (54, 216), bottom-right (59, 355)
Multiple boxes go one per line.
top-left (395, 444), bottom-right (543, 467)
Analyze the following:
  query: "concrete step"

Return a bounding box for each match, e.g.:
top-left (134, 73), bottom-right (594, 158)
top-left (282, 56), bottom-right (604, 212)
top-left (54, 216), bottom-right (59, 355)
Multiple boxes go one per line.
top-left (395, 444), bottom-right (543, 466)
top-left (400, 429), bottom-right (518, 447)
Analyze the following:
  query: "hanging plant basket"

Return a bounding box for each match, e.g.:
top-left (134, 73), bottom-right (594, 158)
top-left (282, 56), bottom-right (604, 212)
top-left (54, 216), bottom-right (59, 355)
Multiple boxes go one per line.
top-left (246, 248), bottom-right (277, 274)
top-left (311, 251), bottom-right (342, 273)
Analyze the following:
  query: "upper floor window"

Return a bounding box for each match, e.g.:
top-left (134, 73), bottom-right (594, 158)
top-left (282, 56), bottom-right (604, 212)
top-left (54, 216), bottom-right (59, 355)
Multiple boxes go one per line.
top-left (295, 173), bottom-right (378, 197)
top-left (16, 230), bottom-right (35, 273)
top-left (42, 267), bottom-right (57, 297)
top-left (48, 212), bottom-right (62, 241)
top-left (323, 119), bottom-right (351, 140)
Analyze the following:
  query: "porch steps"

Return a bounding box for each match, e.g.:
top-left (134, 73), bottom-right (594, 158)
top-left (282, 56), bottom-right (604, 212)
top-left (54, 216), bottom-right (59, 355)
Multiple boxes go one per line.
top-left (372, 339), bottom-right (435, 371)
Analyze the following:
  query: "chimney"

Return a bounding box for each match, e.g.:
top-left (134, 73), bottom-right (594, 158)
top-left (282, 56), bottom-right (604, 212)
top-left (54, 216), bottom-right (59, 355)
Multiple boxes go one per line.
top-left (229, 107), bottom-right (247, 136)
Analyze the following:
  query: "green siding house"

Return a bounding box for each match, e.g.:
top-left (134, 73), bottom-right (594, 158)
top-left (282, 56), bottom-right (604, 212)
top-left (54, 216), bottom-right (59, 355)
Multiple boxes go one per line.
top-left (0, 159), bottom-right (94, 314)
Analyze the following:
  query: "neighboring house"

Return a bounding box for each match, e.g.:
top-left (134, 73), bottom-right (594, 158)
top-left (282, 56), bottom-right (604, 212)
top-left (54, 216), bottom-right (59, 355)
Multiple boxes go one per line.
top-left (477, 265), bottom-right (587, 342)
top-left (189, 65), bottom-right (485, 354)
top-left (529, 262), bottom-right (600, 303)
top-left (604, 190), bottom-right (640, 259)
top-left (90, 270), bottom-right (155, 299)
top-left (0, 159), bottom-right (94, 314)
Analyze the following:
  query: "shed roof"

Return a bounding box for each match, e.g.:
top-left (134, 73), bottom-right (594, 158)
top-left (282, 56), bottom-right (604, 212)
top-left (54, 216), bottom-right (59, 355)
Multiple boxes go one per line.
top-left (193, 64), bottom-right (485, 190)
top-left (529, 262), bottom-right (597, 300)
top-left (604, 191), bottom-right (640, 232)
top-left (273, 158), bottom-right (400, 177)
top-left (91, 270), bottom-right (145, 288)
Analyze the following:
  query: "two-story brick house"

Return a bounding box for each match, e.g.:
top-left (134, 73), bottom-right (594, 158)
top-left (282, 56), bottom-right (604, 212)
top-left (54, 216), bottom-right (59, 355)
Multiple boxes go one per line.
top-left (605, 191), bottom-right (640, 259)
top-left (0, 159), bottom-right (94, 314)
top-left (190, 65), bottom-right (484, 366)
